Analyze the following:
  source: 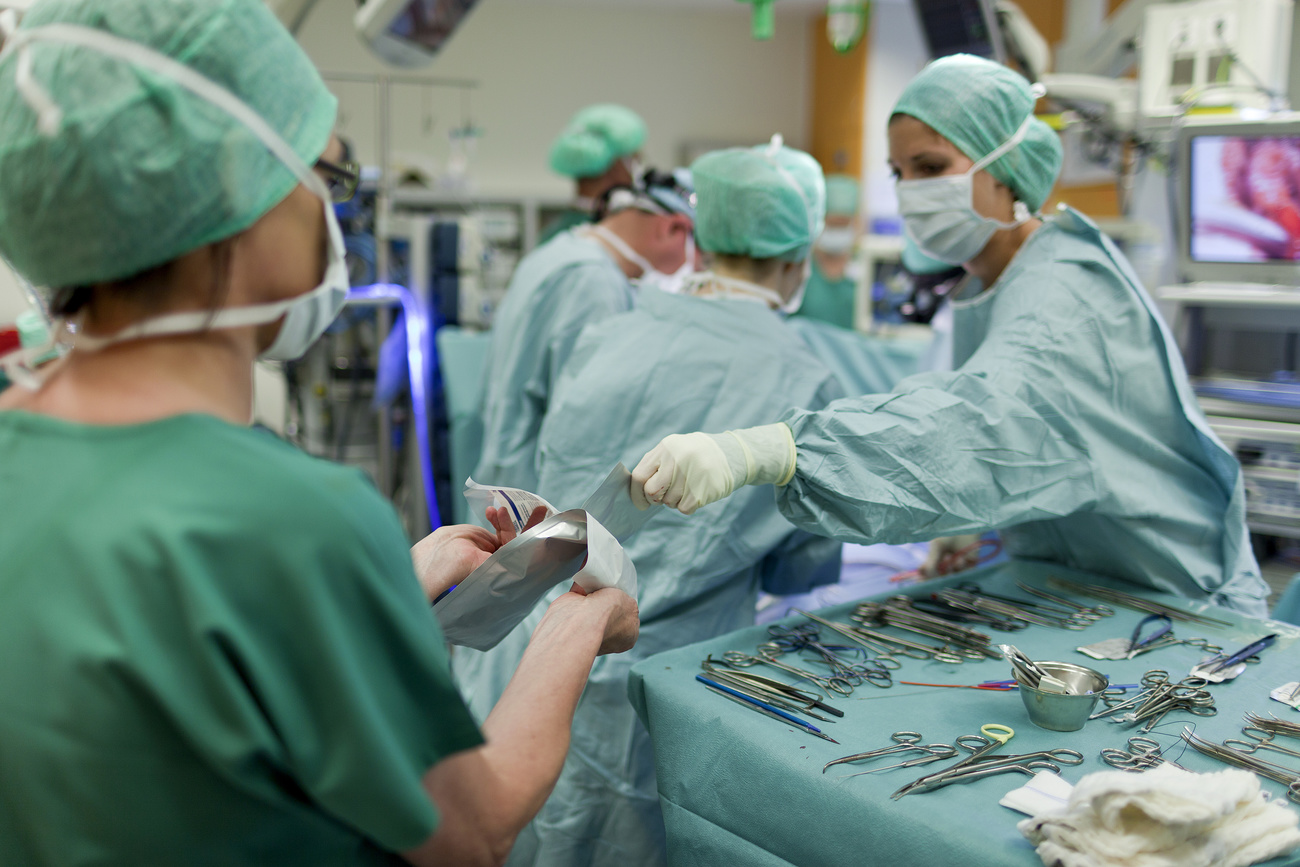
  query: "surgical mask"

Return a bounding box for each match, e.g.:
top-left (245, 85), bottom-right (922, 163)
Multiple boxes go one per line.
top-left (815, 226), bottom-right (856, 255)
top-left (641, 233), bottom-right (694, 295)
top-left (0, 24), bottom-right (349, 381)
top-left (583, 223), bottom-right (689, 294)
top-left (896, 114), bottom-right (1035, 266)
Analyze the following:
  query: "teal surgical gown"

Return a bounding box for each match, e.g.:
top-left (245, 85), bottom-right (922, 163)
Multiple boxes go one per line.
top-left (777, 207), bottom-right (1269, 616)
top-left (538, 207), bottom-right (594, 246)
top-left (476, 229), bottom-right (634, 491)
top-left (792, 258), bottom-right (856, 329)
top-left (0, 411), bottom-right (482, 866)
top-left (785, 315), bottom-right (929, 396)
top-left (454, 289), bottom-right (844, 867)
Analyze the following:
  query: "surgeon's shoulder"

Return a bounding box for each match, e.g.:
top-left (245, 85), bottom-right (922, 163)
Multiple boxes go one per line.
top-left (183, 417), bottom-right (403, 544)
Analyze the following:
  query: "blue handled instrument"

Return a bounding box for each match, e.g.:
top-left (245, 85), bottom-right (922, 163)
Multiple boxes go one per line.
top-left (1126, 614), bottom-right (1173, 659)
top-left (696, 675), bottom-right (840, 744)
top-left (1207, 634), bottom-right (1277, 674)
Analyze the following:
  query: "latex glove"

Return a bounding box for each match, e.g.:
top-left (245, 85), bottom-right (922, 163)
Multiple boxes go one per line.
top-left (630, 423), bottom-right (796, 515)
top-left (919, 534), bottom-right (982, 580)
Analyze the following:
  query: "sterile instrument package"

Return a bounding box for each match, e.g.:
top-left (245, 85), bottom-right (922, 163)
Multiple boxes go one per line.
top-left (434, 464), bottom-right (656, 650)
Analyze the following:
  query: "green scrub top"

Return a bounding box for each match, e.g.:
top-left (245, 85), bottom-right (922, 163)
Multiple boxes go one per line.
top-left (793, 259), bottom-right (856, 330)
top-left (0, 411), bottom-right (483, 866)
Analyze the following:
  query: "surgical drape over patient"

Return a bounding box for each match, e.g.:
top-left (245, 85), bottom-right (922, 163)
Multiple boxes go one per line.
top-left (0, 0), bottom-right (337, 289)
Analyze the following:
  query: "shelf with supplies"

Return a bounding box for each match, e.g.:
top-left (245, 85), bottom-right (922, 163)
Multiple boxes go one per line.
top-left (1156, 283), bottom-right (1300, 538)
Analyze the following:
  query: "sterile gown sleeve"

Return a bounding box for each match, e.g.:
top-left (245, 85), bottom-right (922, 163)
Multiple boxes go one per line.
top-left (773, 213), bottom-right (1266, 614)
top-left (778, 259), bottom-right (1103, 545)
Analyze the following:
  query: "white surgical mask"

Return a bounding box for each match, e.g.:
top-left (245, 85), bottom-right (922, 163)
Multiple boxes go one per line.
top-left (583, 223), bottom-right (690, 294)
top-left (641, 233), bottom-right (694, 295)
top-left (0, 24), bottom-right (349, 384)
top-left (896, 114), bottom-right (1034, 266)
top-left (815, 226), bottom-right (856, 255)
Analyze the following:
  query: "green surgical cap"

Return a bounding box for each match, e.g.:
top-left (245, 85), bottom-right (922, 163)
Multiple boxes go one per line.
top-left (692, 141), bottom-right (826, 262)
top-left (825, 175), bottom-right (860, 216)
top-left (548, 104), bottom-right (647, 179)
top-left (892, 54), bottom-right (1061, 212)
top-left (0, 0), bottom-right (338, 289)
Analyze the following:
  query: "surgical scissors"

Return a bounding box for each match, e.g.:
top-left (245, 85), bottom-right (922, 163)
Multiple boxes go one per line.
top-left (1224, 727), bottom-right (1300, 762)
top-left (891, 723), bottom-right (1015, 799)
top-left (963, 746), bottom-right (1084, 772)
top-left (1101, 736), bottom-right (1187, 771)
top-left (823, 732), bottom-right (956, 773)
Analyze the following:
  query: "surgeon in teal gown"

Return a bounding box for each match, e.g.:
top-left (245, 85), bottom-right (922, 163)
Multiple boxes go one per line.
top-left (629, 55), bottom-right (1269, 616)
top-left (476, 173), bottom-right (695, 491)
top-left (454, 141), bottom-right (843, 867)
top-left (792, 174), bottom-right (860, 329)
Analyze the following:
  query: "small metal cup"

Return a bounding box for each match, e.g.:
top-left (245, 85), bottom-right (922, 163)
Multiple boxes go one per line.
top-left (1016, 662), bottom-right (1108, 732)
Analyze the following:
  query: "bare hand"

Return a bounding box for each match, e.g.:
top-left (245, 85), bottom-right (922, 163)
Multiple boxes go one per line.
top-left (411, 507), bottom-right (551, 603)
top-left (548, 584), bottom-right (639, 655)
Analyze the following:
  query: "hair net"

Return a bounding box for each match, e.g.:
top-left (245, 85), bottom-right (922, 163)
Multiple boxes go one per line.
top-left (692, 139), bottom-right (826, 262)
top-left (891, 54), bottom-right (1061, 212)
top-left (824, 175), bottom-right (860, 217)
top-left (548, 104), bottom-right (646, 180)
top-left (0, 0), bottom-right (337, 291)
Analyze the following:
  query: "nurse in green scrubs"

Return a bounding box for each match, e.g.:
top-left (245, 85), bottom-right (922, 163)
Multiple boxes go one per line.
top-left (792, 174), bottom-right (861, 329)
top-left (0, 2), bottom-right (636, 864)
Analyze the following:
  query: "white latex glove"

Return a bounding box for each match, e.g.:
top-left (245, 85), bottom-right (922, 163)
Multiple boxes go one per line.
top-left (919, 534), bottom-right (982, 580)
top-left (630, 423), bottom-right (796, 515)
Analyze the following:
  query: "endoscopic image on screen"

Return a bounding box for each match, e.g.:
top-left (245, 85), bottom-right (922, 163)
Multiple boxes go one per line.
top-left (386, 0), bottom-right (477, 51)
top-left (1191, 135), bottom-right (1300, 263)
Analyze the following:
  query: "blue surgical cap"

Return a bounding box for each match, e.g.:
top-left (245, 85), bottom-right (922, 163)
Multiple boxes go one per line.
top-left (891, 54), bottom-right (1061, 212)
top-left (692, 140), bottom-right (826, 262)
top-left (0, 0), bottom-right (337, 290)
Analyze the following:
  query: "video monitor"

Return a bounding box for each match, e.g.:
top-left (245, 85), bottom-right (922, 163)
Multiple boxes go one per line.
top-left (913, 0), bottom-right (1004, 63)
top-left (1178, 114), bottom-right (1300, 284)
top-left (354, 0), bottom-right (480, 68)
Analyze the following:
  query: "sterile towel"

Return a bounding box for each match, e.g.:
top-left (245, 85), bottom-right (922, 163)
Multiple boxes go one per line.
top-left (1018, 764), bottom-right (1300, 867)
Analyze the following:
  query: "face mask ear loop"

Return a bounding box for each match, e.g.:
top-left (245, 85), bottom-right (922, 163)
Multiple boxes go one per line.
top-left (968, 114), bottom-right (1038, 225)
top-left (13, 46), bottom-right (62, 136)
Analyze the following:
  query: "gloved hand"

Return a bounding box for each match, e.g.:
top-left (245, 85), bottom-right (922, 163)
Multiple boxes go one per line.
top-left (630, 423), bottom-right (797, 515)
top-left (919, 534), bottom-right (982, 580)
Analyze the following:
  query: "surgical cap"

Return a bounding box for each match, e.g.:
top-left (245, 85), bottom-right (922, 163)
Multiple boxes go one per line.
top-left (692, 141), bottom-right (826, 262)
top-left (549, 104), bottom-right (647, 179)
top-left (0, 0), bottom-right (338, 289)
top-left (824, 175), bottom-right (860, 217)
top-left (891, 54), bottom-right (1061, 212)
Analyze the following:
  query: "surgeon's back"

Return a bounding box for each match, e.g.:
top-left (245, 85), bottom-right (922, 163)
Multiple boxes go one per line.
top-left (452, 288), bottom-right (842, 867)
